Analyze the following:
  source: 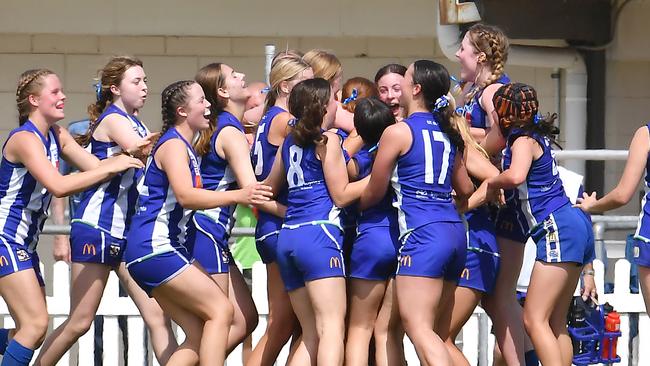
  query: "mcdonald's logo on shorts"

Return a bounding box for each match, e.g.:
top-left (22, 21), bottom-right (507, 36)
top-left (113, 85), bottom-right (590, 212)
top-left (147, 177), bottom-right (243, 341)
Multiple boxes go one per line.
top-left (461, 268), bottom-right (470, 280)
top-left (329, 256), bottom-right (341, 268)
top-left (83, 244), bottom-right (96, 256)
top-left (0, 256), bottom-right (8, 267)
top-left (400, 255), bottom-right (412, 267)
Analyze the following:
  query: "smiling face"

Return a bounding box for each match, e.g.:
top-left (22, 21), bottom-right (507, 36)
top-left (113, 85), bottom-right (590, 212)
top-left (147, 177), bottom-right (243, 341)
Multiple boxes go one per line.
top-left (455, 33), bottom-right (481, 82)
top-left (32, 74), bottom-right (66, 123)
top-left (113, 65), bottom-right (147, 111)
top-left (183, 83), bottom-right (212, 132)
top-left (377, 72), bottom-right (405, 117)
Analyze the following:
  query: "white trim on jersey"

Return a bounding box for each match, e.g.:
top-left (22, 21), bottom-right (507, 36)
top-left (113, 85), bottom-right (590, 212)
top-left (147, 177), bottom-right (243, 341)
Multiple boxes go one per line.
top-left (390, 166), bottom-right (408, 237)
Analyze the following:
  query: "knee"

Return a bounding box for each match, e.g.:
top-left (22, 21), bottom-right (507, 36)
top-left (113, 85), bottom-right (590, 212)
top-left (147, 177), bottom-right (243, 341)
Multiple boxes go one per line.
top-left (522, 310), bottom-right (539, 335)
top-left (142, 310), bottom-right (172, 332)
top-left (66, 314), bottom-right (96, 338)
top-left (21, 314), bottom-right (48, 346)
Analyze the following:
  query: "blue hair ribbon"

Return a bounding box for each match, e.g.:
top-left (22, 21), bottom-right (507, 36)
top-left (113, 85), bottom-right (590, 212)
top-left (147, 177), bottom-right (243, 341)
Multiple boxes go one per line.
top-left (288, 118), bottom-right (298, 127)
top-left (94, 82), bottom-right (102, 101)
top-left (433, 95), bottom-right (450, 112)
top-left (261, 86), bottom-right (271, 94)
top-left (342, 88), bottom-right (358, 105)
top-left (533, 114), bottom-right (543, 125)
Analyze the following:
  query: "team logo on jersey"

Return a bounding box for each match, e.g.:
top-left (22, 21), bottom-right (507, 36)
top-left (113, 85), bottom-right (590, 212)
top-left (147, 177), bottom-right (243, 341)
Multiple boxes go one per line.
top-left (461, 268), bottom-right (470, 280)
top-left (399, 255), bottom-right (412, 267)
top-left (16, 249), bottom-right (30, 262)
top-left (83, 244), bottom-right (97, 256)
top-left (109, 244), bottom-right (121, 258)
top-left (0, 256), bottom-right (8, 267)
top-left (329, 256), bottom-right (341, 269)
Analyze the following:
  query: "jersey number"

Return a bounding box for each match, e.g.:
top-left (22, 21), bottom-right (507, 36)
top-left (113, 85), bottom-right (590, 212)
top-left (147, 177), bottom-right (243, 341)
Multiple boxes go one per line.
top-left (252, 123), bottom-right (265, 176)
top-left (422, 130), bottom-right (451, 185)
top-left (287, 145), bottom-right (305, 188)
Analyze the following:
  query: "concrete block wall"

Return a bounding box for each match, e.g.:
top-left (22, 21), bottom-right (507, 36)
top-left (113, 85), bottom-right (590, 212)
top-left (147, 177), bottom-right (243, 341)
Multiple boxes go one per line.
top-left (0, 33), bottom-right (556, 138)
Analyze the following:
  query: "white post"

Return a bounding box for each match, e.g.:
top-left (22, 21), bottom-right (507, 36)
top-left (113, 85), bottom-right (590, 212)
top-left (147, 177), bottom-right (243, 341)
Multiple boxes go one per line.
top-left (264, 44), bottom-right (275, 86)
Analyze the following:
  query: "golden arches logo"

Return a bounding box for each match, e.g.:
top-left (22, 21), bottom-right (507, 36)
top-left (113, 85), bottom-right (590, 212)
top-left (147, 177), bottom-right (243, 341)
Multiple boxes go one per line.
top-left (329, 256), bottom-right (341, 268)
top-left (83, 244), bottom-right (96, 256)
top-left (461, 268), bottom-right (470, 280)
top-left (0, 256), bottom-right (8, 267)
top-left (400, 255), bottom-right (412, 267)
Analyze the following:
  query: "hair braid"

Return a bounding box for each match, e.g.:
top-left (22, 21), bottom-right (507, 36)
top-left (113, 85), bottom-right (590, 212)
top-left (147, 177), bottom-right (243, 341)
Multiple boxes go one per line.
top-left (152, 80), bottom-right (196, 149)
top-left (16, 69), bottom-right (55, 125)
top-left (464, 24), bottom-right (510, 102)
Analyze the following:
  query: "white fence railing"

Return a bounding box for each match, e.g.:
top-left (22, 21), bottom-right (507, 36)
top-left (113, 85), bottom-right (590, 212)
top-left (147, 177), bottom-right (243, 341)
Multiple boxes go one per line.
top-left (0, 257), bottom-right (646, 365)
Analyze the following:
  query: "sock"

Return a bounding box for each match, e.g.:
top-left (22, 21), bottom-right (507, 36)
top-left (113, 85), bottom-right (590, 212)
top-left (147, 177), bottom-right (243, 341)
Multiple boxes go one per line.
top-left (0, 329), bottom-right (9, 354)
top-left (1, 339), bottom-right (34, 366)
top-left (525, 349), bottom-right (540, 366)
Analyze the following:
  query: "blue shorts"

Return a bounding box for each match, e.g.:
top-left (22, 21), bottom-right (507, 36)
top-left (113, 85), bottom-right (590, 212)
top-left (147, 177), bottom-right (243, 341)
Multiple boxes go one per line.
top-left (192, 214), bottom-right (232, 274)
top-left (495, 205), bottom-right (530, 243)
top-left (127, 249), bottom-right (192, 296)
top-left (255, 231), bottom-right (279, 264)
top-left (397, 221), bottom-right (467, 281)
top-left (458, 213), bottom-right (500, 293)
top-left (349, 225), bottom-right (399, 281)
top-left (276, 223), bottom-right (345, 291)
top-left (70, 222), bottom-right (124, 267)
top-left (530, 204), bottom-right (595, 265)
top-left (0, 237), bottom-right (44, 286)
top-left (633, 239), bottom-right (650, 267)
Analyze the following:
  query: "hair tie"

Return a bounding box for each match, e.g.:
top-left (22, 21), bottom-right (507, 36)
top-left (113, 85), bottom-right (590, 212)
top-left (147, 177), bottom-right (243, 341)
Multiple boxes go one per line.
top-left (288, 118), bottom-right (298, 127)
top-left (533, 114), bottom-right (543, 125)
top-left (261, 86), bottom-right (271, 94)
top-left (342, 88), bottom-right (358, 105)
top-left (433, 95), bottom-right (450, 113)
top-left (94, 82), bottom-right (102, 101)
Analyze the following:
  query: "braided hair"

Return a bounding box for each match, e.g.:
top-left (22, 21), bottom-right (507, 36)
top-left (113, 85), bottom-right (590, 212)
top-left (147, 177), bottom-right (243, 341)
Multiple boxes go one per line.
top-left (492, 82), bottom-right (558, 141)
top-left (77, 56), bottom-right (144, 147)
top-left (152, 80), bottom-right (196, 148)
top-left (464, 23), bottom-right (510, 102)
top-left (412, 60), bottom-right (465, 153)
top-left (16, 69), bottom-right (55, 125)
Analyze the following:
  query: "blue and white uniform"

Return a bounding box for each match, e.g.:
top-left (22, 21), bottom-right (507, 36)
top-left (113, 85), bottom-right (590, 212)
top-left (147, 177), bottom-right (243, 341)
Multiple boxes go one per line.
top-left (392, 112), bottom-right (466, 279)
top-left (349, 146), bottom-right (399, 280)
top-left (503, 130), bottom-right (594, 264)
top-left (71, 104), bottom-right (149, 266)
top-left (191, 111), bottom-right (241, 274)
top-left (633, 123), bottom-right (650, 267)
top-left (459, 79), bottom-right (505, 293)
top-left (251, 106), bottom-right (287, 264)
top-left (125, 128), bottom-right (200, 295)
top-left (458, 207), bottom-right (500, 293)
top-left (0, 120), bottom-right (60, 284)
top-left (276, 133), bottom-right (345, 291)
top-left (462, 74), bottom-right (510, 129)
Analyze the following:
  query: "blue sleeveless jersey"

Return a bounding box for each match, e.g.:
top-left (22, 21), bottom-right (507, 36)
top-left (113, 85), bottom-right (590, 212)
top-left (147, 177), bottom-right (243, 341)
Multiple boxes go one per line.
top-left (635, 123), bottom-right (650, 241)
top-left (501, 130), bottom-right (570, 228)
top-left (72, 104), bottom-right (149, 239)
top-left (281, 133), bottom-right (341, 228)
top-left (194, 111), bottom-right (242, 232)
top-left (391, 112), bottom-right (461, 237)
top-left (354, 145), bottom-right (397, 231)
top-left (251, 106), bottom-right (288, 239)
top-left (125, 128), bottom-right (202, 264)
top-left (0, 121), bottom-right (60, 251)
top-left (463, 74), bottom-right (510, 129)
